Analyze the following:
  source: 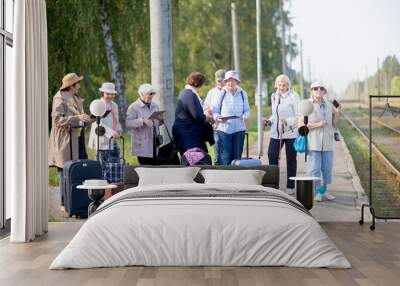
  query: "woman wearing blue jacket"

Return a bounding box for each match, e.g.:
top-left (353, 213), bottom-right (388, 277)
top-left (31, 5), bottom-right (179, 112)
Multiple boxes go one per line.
top-left (172, 72), bottom-right (214, 154)
top-left (212, 70), bottom-right (250, 165)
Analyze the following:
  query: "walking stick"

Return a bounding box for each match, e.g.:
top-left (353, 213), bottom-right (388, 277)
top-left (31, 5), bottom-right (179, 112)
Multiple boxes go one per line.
top-left (278, 124), bottom-right (285, 164)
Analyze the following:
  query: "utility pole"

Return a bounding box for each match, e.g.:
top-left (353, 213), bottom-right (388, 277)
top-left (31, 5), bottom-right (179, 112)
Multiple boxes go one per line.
top-left (365, 66), bottom-right (369, 100)
top-left (299, 39), bottom-right (305, 99)
top-left (357, 73), bottom-right (361, 104)
top-left (279, 0), bottom-right (287, 74)
top-left (256, 0), bottom-right (263, 158)
top-left (307, 58), bottom-right (312, 83)
top-left (149, 0), bottom-right (175, 141)
top-left (231, 2), bottom-right (240, 74)
top-left (377, 57), bottom-right (381, 100)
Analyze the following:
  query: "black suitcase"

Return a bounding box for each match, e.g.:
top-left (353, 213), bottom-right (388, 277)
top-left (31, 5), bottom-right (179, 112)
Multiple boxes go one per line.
top-left (62, 126), bottom-right (103, 218)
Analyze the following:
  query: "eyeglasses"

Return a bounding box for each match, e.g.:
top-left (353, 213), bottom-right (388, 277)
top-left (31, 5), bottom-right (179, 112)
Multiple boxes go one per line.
top-left (149, 92), bottom-right (156, 96)
top-left (312, 87), bottom-right (325, 91)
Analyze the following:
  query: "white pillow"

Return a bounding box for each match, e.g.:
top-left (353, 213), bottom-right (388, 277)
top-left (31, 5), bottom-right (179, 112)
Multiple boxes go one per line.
top-left (135, 167), bottom-right (201, 186)
top-left (200, 169), bottom-right (266, 185)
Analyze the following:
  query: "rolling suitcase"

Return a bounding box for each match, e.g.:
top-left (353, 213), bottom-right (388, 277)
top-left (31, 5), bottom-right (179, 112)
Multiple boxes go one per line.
top-left (231, 133), bottom-right (262, 166)
top-left (62, 126), bottom-right (103, 218)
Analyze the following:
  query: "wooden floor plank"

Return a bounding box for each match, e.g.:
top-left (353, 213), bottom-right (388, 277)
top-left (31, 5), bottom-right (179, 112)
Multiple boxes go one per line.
top-left (0, 222), bottom-right (399, 286)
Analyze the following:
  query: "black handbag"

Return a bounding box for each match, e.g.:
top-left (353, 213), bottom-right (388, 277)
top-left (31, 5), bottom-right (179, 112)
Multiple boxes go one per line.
top-left (156, 125), bottom-right (180, 165)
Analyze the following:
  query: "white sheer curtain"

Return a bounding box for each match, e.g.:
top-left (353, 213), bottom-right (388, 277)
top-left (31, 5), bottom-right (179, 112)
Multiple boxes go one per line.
top-left (9, 0), bottom-right (48, 242)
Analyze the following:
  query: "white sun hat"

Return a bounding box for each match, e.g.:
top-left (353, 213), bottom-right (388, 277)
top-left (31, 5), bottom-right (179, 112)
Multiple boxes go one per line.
top-left (99, 82), bottom-right (117, 94)
top-left (224, 70), bottom-right (241, 83)
top-left (138, 83), bottom-right (156, 97)
top-left (310, 81), bottom-right (326, 89)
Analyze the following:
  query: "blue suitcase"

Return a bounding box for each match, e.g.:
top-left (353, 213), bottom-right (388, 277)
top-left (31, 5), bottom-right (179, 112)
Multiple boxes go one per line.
top-left (62, 126), bottom-right (103, 218)
top-left (63, 159), bottom-right (103, 218)
top-left (231, 133), bottom-right (262, 166)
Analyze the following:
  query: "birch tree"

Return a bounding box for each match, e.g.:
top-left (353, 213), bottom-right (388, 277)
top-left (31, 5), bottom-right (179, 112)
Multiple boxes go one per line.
top-left (99, 1), bottom-right (128, 127)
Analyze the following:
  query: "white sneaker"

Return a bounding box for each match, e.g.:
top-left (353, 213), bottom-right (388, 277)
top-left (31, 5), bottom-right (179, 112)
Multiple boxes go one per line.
top-left (324, 192), bottom-right (335, 201)
top-left (286, 188), bottom-right (295, 195)
top-left (314, 193), bottom-right (323, 202)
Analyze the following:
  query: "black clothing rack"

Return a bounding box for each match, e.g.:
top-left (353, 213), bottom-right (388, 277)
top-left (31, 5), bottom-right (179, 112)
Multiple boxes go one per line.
top-left (359, 95), bottom-right (400, 230)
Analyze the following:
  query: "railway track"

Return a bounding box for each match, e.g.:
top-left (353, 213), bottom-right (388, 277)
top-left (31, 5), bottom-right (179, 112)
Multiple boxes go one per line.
top-left (340, 108), bottom-right (400, 218)
top-left (343, 108), bottom-right (400, 176)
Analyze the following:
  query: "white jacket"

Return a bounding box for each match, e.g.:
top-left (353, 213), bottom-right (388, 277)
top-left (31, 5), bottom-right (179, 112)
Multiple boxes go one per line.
top-left (307, 98), bottom-right (335, 151)
top-left (268, 90), bottom-right (300, 139)
top-left (88, 101), bottom-right (122, 150)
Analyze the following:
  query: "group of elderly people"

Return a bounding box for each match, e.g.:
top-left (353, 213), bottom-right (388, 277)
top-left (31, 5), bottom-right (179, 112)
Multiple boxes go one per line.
top-left (49, 70), bottom-right (339, 203)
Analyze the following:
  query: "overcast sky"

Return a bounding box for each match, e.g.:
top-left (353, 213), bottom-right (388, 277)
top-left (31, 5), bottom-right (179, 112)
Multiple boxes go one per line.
top-left (290, 0), bottom-right (400, 96)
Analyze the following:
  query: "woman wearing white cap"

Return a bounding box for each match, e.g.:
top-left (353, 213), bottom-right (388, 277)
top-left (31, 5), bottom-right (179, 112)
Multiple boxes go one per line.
top-left (301, 82), bottom-right (337, 202)
top-left (212, 70), bottom-right (251, 165)
top-left (88, 82), bottom-right (123, 152)
top-left (126, 83), bottom-right (163, 165)
top-left (265, 74), bottom-right (300, 195)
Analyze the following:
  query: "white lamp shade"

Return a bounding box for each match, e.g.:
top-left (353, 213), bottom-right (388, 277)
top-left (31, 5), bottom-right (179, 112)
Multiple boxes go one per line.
top-left (89, 99), bottom-right (106, 117)
top-left (299, 99), bottom-right (314, 116)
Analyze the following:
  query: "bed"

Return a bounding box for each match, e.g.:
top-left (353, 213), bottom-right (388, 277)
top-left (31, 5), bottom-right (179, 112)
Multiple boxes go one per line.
top-left (50, 165), bottom-right (350, 269)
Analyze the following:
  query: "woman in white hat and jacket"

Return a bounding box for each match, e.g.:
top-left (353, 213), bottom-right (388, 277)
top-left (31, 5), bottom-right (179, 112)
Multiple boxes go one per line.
top-left (88, 82), bottom-right (123, 153)
top-left (300, 82), bottom-right (337, 202)
top-left (265, 74), bottom-right (300, 195)
top-left (126, 84), bottom-right (163, 165)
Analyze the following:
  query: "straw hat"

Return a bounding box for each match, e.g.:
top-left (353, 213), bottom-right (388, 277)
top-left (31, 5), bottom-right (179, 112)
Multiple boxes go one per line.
top-left (60, 73), bottom-right (84, 90)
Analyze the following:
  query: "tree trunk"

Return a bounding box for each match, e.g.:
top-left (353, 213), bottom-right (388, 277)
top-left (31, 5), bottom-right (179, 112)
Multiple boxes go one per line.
top-left (149, 0), bottom-right (175, 142)
top-left (99, 2), bottom-right (128, 128)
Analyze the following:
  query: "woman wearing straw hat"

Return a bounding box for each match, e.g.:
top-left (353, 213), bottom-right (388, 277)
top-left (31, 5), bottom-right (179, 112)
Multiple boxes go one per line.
top-left (88, 82), bottom-right (123, 153)
top-left (48, 73), bottom-right (93, 205)
top-left (126, 83), bottom-right (163, 165)
top-left (265, 74), bottom-right (300, 195)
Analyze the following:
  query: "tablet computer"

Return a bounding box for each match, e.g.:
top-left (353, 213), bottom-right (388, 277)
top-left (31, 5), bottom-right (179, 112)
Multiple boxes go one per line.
top-left (148, 111), bottom-right (166, 119)
top-left (220, 115), bottom-right (240, 120)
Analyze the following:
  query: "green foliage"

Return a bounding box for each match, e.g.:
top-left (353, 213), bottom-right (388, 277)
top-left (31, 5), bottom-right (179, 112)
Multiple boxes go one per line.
top-left (391, 76), bottom-right (400, 95)
top-left (343, 55), bottom-right (400, 99)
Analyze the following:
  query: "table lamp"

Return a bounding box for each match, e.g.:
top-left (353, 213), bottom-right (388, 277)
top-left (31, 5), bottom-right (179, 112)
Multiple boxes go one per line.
top-left (298, 99), bottom-right (314, 162)
top-left (89, 99), bottom-right (106, 160)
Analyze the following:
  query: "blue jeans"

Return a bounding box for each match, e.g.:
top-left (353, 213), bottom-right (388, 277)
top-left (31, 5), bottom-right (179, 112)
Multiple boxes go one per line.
top-left (217, 131), bottom-right (245, 165)
top-left (306, 150), bottom-right (333, 194)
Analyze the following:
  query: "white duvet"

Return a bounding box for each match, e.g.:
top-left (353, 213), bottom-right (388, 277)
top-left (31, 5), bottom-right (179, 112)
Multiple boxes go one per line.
top-left (50, 183), bottom-right (351, 269)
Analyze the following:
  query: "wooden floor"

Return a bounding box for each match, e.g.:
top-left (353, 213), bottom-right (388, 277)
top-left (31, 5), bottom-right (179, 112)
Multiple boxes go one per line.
top-left (0, 222), bottom-right (399, 286)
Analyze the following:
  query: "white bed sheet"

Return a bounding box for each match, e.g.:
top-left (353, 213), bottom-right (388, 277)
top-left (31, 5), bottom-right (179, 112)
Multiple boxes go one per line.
top-left (50, 183), bottom-right (351, 269)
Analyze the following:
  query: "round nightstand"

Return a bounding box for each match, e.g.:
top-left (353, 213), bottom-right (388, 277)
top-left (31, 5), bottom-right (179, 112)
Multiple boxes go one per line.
top-left (77, 184), bottom-right (117, 216)
top-left (289, 176), bottom-right (321, 210)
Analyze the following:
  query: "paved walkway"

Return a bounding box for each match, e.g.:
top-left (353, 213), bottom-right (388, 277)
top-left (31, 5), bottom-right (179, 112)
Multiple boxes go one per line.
top-left (249, 131), bottom-right (370, 222)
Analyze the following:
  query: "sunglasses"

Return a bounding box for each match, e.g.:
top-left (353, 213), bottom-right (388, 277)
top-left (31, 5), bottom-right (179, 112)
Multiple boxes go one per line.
top-left (149, 92), bottom-right (156, 96)
top-left (312, 87), bottom-right (325, 91)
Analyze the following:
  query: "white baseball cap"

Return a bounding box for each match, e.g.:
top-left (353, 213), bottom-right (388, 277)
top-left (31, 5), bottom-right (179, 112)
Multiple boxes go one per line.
top-left (310, 81), bottom-right (326, 89)
top-left (224, 70), bottom-right (241, 83)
